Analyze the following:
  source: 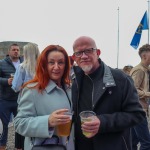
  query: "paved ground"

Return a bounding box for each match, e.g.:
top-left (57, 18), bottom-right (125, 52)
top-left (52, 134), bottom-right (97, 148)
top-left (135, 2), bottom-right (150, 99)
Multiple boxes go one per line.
top-left (7, 124), bottom-right (15, 150)
top-left (0, 119), bottom-right (3, 138)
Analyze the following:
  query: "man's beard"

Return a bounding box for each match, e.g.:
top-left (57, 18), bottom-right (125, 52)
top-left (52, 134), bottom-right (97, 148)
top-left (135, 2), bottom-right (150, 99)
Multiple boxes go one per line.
top-left (12, 55), bottom-right (19, 59)
top-left (81, 65), bottom-right (93, 74)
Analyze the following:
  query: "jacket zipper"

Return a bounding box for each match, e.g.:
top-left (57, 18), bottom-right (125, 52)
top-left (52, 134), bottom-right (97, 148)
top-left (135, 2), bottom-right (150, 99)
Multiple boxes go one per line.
top-left (87, 75), bottom-right (94, 110)
top-left (122, 136), bottom-right (128, 150)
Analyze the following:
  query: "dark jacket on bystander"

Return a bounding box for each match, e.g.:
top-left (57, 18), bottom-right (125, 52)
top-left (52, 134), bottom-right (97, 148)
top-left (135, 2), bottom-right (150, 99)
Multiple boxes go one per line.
top-left (0, 56), bottom-right (23, 101)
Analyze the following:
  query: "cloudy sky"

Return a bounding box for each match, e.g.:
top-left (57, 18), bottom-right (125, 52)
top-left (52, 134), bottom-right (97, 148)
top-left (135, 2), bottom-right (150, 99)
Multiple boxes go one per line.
top-left (0, 0), bottom-right (149, 68)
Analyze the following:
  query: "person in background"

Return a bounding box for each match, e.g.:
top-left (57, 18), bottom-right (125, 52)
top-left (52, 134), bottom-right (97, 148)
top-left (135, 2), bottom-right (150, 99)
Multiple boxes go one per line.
top-left (12, 43), bottom-right (40, 150)
top-left (0, 44), bottom-right (23, 150)
top-left (130, 44), bottom-right (150, 150)
top-left (71, 36), bottom-right (145, 150)
top-left (14, 45), bottom-right (74, 150)
top-left (122, 65), bottom-right (133, 75)
top-left (12, 43), bottom-right (40, 92)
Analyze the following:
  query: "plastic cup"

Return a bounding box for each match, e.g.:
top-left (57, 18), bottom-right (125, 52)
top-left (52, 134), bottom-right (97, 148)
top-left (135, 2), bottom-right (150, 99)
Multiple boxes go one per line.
top-left (10, 73), bottom-right (15, 79)
top-left (79, 111), bottom-right (96, 137)
top-left (56, 112), bottom-right (73, 137)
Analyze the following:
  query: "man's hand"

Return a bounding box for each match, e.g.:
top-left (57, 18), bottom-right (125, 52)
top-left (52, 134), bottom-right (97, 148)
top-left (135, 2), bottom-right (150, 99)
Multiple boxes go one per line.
top-left (81, 116), bottom-right (100, 138)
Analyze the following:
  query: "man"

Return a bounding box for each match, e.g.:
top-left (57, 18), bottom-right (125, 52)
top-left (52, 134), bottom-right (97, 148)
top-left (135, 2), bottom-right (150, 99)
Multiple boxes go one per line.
top-left (130, 44), bottom-right (150, 150)
top-left (0, 44), bottom-right (23, 150)
top-left (71, 36), bottom-right (146, 150)
top-left (122, 65), bottom-right (133, 75)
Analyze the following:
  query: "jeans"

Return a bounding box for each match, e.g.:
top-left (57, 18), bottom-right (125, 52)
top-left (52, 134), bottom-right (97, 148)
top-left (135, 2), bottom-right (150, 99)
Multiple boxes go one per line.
top-left (0, 100), bottom-right (17, 146)
top-left (132, 118), bottom-right (150, 150)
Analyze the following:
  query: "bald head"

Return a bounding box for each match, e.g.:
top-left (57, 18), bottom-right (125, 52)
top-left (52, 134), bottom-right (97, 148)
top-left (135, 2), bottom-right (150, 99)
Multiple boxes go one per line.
top-left (73, 36), bottom-right (97, 51)
top-left (72, 36), bottom-right (101, 74)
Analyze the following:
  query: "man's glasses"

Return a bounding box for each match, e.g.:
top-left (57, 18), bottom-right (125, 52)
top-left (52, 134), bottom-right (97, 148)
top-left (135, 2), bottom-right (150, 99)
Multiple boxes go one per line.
top-left (73, 48), bottom-right (97, 58)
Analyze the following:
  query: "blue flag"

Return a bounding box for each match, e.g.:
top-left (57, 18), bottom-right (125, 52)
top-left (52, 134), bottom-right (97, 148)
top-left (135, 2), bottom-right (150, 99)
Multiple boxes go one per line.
top-left (130, 11), bottom-right (149, 49)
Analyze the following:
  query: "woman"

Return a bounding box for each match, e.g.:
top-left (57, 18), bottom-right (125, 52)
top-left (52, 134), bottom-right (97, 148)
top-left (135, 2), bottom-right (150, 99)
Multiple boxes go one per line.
top-left (14, 45), bottom-right (74, 150)
top-left (12, 43), bottom-right (40, 150)
top-left (12, 43), bottom-right (40, 92)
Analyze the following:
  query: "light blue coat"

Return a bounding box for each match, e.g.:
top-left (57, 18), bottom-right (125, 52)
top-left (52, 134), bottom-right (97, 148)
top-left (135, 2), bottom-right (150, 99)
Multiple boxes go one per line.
top-left (14, 80), bottom-right (74, 150)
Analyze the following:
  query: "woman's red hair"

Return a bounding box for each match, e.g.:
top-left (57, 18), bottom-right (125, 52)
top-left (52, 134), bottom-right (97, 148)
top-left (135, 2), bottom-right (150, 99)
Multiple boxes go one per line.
top-left (23, 45), bottom-right (71, 92)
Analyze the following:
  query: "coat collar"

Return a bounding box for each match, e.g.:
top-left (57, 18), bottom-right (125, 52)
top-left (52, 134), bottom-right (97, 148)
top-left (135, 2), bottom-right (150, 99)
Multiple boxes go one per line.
top-left (45, 80), bottom-right (57, 93)
top-left (139, 62), bottom-right (150, 71)
top-left (5, 56), bottom-right (23, 63)
top-left (73, 59), bottom-right (116, 88)
top-left (103, 62), bottom-right (116, 87)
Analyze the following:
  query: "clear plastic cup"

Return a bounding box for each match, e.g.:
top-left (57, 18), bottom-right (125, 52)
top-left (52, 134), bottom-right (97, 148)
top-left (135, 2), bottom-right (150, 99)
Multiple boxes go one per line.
top-left (79, 111), bottom-right (96, 137)
top-left (56, 112), bottom-right (73, 137)
top-left (10, 73), bottom-right (15, 79)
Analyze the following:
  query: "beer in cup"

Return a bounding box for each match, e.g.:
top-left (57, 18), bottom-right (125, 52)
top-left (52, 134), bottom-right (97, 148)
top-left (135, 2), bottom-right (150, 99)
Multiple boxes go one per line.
top-left (10, 73), bottom-right (15, 79)
top-left (79, 111), bottom-right (96, 137)
top-left (56, 112), bottom-right (73, 137)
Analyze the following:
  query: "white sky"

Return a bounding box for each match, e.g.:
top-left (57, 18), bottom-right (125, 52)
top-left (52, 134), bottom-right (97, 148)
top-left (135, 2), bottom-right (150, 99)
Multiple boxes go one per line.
top-left (0, 0), bottom-right (149, 68)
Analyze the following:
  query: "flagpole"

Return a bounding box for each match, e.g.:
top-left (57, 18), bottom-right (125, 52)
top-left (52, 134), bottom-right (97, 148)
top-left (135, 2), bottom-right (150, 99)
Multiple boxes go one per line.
top-left (148, 0), bottom-right (150, 44)
top-left (117, 7), bottom-right (120, 68)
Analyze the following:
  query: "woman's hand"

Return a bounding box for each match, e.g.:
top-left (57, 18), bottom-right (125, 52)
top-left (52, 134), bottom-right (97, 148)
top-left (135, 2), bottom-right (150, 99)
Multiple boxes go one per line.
top-left (48, 109), bottom-right (71, 127)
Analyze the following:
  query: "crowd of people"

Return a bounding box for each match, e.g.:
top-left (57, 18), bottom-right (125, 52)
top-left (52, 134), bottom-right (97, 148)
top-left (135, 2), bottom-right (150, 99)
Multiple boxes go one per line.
top-left (0, 36), bottom-right (150, 150)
